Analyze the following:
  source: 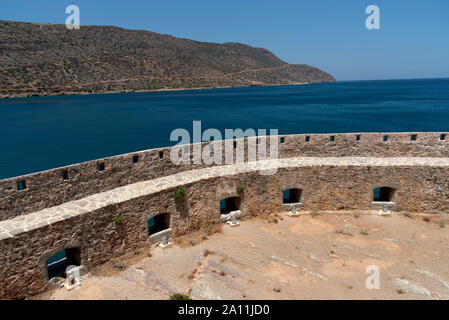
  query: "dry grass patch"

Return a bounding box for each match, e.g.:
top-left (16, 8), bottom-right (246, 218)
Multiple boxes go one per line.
top-left (360, 228), bottom-right (369, 236)
top-left (187, 268), bottom-right (198, 280)
top-left (89, 246), bottom-right (150, 277)
top-left (267, 217), bottom-right (278, 224)
top-left (174, 223), bottom-right (223, 248)
top-left (335, 229), bottom-right (353, 236)
top-left (310, 207), bottom-right (320, 217)
top-left (402, 212), bottom-right (413, 218)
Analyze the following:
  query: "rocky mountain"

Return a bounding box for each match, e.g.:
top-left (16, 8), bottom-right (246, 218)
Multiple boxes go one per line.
top-left (0, 20), bottom-right (335, 98)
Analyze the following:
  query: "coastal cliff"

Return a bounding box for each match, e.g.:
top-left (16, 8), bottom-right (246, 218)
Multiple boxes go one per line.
top-left (0, 20), bottom-right (335, 98)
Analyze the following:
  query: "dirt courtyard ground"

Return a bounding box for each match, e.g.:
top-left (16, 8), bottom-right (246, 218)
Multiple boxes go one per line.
top-left (33, 211), bottom-right (449, 300)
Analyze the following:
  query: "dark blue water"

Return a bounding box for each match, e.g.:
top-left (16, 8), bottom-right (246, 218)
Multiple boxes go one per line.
top-left (1, 78), bottom-right (448, 179)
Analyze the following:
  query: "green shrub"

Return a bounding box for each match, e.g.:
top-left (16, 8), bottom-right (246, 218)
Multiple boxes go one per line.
top-left (113, 214), bottom-right (124, 225)
top-left (173, 187), bottom-right (187, 201)
top-left (236, 185), bottom-right (245, 193)
top-left (170, 293), bottom-right (192, 300)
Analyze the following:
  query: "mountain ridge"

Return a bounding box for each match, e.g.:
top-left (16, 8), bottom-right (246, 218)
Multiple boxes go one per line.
top-left (0, 20), bottom-right (335, 98)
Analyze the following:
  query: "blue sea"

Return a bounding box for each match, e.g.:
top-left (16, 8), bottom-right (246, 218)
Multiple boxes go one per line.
top-left (0, 78), bottom-right (448, 179)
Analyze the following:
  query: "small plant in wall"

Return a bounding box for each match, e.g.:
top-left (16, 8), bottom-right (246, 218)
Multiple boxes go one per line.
top-left (236, 185), bottom-right (245, 193)
top-left (173, 186), bottom-right (187, 201)
top-left (113, 213), bottom-right (124, 225)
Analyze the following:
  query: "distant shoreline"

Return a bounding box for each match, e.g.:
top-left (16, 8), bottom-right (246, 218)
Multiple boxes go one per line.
top-left (3, 77), bottom-right (448, 100)
top-left (0, 82), bottom-right (310, 99)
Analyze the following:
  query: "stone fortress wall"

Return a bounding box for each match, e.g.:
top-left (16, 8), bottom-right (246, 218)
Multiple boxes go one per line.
top-left (1, 132), bottom-right (448, 220)
top-left (0, 132), bottom-right (448, 299)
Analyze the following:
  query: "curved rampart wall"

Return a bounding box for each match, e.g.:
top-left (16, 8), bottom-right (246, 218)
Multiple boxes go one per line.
top-left (0, 132), bottom-right (448, 220)
top-left (1, 155), bottom-right (449, 298)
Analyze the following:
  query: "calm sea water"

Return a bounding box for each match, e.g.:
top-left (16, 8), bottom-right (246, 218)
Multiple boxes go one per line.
top-left (1, 78), bottom-right (448, 179)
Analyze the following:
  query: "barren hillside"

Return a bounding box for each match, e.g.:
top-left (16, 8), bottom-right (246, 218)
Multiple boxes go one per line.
top-left (0, 20), bottom-right (335, 98)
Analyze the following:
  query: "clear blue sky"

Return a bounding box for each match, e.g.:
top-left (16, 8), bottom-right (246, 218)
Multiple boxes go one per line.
top-left (1, 0), bottom-right (448, 81)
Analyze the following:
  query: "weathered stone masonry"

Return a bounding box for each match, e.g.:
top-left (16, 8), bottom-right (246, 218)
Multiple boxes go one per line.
top-left (1, 132), bottom-right (448, 220)
top-left (0, 132), bottom-right (448, 299)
